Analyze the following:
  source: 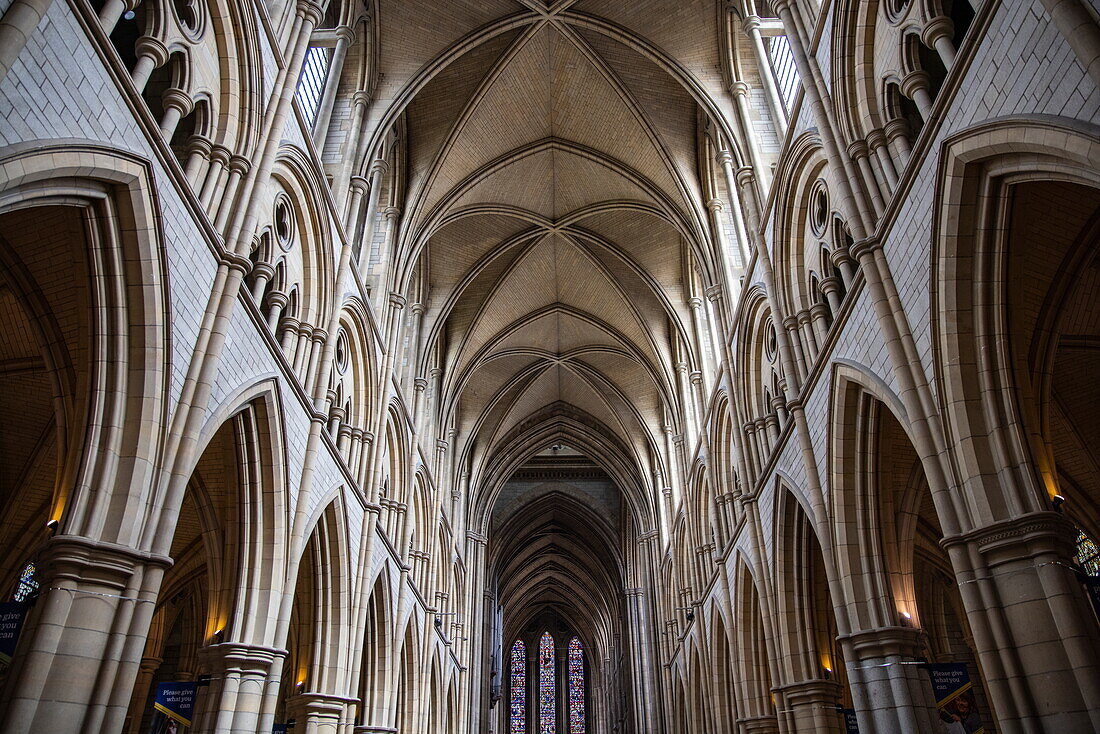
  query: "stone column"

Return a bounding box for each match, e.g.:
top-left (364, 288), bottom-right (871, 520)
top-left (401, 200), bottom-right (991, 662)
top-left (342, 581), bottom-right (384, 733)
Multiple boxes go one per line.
top-left (183, 135), bottom-right (214, 187)
top-left (782, 314), bottom-right (808, 379)
top-left (124, 655), bottom-right (164, 734)
top-left (199, 145), bottom-right (231, 210)
top-left (738, 713), bottom-right (781, 733)
top-left (838, 626), bottom-right (938, 734)
top-left (922, 16), bottom-right (957, 69)
top-left (828, 246), bottom-right (856, 290)
top-left (213, 156), bottom-right (252, 230)
top-left (131, 37), bottom-right (169, 94)
top-left (715, 150), bottom-right (753, 273)
top-left (97, 0), bottom-right (135, 34)
top-left (198, 642), bottom-right (287, 734)
top-left (942, 513), bottom-right (1100, 731)
top-left (729, 82), bottom-right (772, 191)
top-left (901, 71), bottom-right (934, 121)
top-left (774, 678), bottom-right (843, 734)
top-left (250, 261), bottom-right (275, 303)
top-left (0, 537), bottom-right (171, 733)
top-left (742, 15), bottom-right (789, 135)
top-left (819, 275), bottom-right (843, 315)
top-left (866, 128), bottom-right (898, 192)
top-left (354, 159), bottom-right (388, 272)
top-left (265, 290), bottom-right (289, 331)
top-left (288, 692), bottom-right (354, 734)
top-left (312, 26), bottom-right (354, 149)
top-left (808, 303), bottom-right (830, 345)
top-left (1038, 0), bottom-right (1100, 88)
top-left (159, 88), bottom-right (194, 140)
top-left (846, 139), bottom-right (885, 217)
top-left (884, 119), bottom-right (912, 170)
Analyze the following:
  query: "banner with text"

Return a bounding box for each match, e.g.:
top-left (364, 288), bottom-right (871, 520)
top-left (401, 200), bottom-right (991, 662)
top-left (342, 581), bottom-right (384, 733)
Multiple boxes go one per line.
top-left (926, 663), bottom-right (984, 734)
top-left (0, 602), bottom-right (28, 668)
top-left (153, 681), bottom-right (197, 728)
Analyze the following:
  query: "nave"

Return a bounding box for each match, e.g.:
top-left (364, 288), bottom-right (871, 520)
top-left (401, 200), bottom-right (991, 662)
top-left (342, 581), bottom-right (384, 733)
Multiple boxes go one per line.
top-left (0, 0), bottom-right (1099, 732)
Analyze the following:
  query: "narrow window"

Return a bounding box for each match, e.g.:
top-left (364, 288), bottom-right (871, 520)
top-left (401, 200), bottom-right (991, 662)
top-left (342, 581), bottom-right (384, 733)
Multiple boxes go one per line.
top-left (766, 35), bottom-right (802, 115)
top-left (510, 639), bottom-right (526, 734)
top-left (568, 636), bottom-right (585, 733)
top-left (296, 46), bottom-right (332, 128)
top-left (12, 561), bottom-right (38, 602)
top-left (539, 632), bottom-right (555, 734)
top-left (1076, 528), bottom-right (1100, 576)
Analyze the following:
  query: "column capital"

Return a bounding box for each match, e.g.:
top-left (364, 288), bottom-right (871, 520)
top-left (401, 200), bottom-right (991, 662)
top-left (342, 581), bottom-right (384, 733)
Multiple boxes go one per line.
top-left (846, 138), bottom-right (870, 160)
top-left (900, 70), bottom-right (932, 99)
top-left (264, 290), bottom-right (289, 310)
top-left (941, 511), bottom-right (1077, 564)
top-left (297, 0), bottom-right (326, 26)
top-left (349, 174), bottom-right (370, 194)
top-left (741, 14), bottom-right (762, 32)
top-left (221, 250), bottom-right (253, 275)
top-left (849, 235), bottom-right (882, 262)
top-left (161, 88), bottom-right (194, 116)
top-left (837, 625), bottom-right (925, 659)
top-left (369, 158), bottom-right (390, 177)
top-left (884, 117), bottom-right (911, 142)
top-left (250, 260), bottom-right (276, 281)
top-left (730, 80), bottom-right (751, 98)
top-left (333, 24), bottom-right (356, 43)
top-left (197, 641), bottom-right (288, 674)
top-left (865, 126), bottom-right (888, 150)
top-left (208, 144), bottom-right (232, 166)
top-left (134, 36), bottom-right (170, 66)
top-left (186, 134), bottom-right (214, 158)
top-left (715, 149), bottom-right (736, 167)
top-left (228, 155), bottom-right (251, 174)
top-left (921, 15), bottom-right (955, 47)
top-left (819, 274), bottom-right (843, 295)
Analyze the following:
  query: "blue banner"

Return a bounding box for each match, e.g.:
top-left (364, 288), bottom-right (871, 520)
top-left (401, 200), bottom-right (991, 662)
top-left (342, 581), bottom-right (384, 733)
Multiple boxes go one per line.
top-left (0, 602), bottom-right (27, 666)
top-left (154, 681), bottom-right (197, 727)
top-left (840, 707), bottom-right (859, 732)
top-left (926, 663), bottom-right (984, 734)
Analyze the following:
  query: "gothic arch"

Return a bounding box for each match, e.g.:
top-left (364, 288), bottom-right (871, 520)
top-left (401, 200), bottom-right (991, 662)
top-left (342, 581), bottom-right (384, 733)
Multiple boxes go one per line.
top-left (0, 144), bottom-right (169, 554)
top-left (932, 117), bottom-right (1100, 526)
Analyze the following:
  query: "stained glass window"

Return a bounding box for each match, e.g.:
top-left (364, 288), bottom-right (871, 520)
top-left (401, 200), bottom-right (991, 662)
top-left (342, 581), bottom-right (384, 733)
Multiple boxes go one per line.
top-left (510, 640), bottom-right (526, 734)
top-left (539, 632), bottom-right (555, 733)
top-left (12, 562), bottom-right (37, 603)
top-left (1076, 528), bottom-right (1100, 577)
top-left (568, 636), bottom-right (584, 733)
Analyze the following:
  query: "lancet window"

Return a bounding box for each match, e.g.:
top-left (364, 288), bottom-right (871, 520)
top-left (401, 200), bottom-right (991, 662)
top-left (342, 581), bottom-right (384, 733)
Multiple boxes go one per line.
top-left (509, 632), bottom-right (587, 733)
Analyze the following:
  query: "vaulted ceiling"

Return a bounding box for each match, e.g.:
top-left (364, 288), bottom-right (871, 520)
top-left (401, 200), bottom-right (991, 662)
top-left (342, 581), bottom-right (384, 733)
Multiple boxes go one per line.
top-left (367, 0), bottom-right (737, 525)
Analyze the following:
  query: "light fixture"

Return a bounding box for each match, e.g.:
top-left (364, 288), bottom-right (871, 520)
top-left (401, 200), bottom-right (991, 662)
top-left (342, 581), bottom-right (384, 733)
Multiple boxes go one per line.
top-left (1052, 494), bottom-right (1067, 513)
top-left (122, 9), bottom-right (136, 19)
